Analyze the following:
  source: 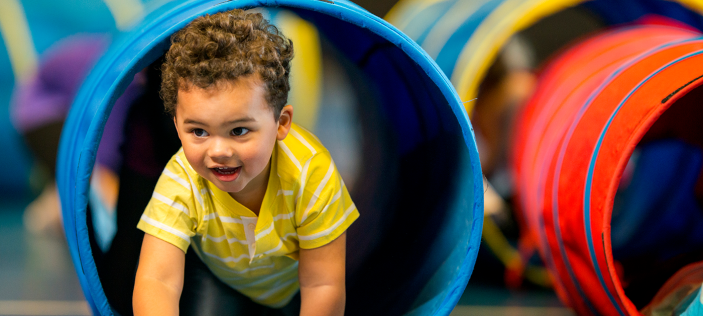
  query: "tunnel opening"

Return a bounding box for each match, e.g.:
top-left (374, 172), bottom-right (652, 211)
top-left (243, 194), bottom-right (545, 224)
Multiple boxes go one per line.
top-left (58, 2), bottom-right (483, 315)
top-left (612, 84), bottom-right (703, 309)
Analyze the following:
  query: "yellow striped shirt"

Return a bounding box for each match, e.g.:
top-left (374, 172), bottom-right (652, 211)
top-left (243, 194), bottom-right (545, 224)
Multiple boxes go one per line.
top-left (137, 123), bottom-right (359, 307)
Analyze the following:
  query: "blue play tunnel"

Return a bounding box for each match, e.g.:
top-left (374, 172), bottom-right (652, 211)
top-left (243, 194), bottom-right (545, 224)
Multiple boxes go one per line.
top-left (56, 1), bottom-right (483, 315)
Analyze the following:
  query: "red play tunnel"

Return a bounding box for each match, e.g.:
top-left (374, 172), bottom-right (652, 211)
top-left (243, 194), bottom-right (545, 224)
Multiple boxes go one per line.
top-left (512, 24), bottom-right (703, 315)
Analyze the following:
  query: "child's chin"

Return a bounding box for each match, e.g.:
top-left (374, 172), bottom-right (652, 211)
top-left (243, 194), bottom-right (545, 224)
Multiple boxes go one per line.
top-left (216, 182), bottom-right (244, 193)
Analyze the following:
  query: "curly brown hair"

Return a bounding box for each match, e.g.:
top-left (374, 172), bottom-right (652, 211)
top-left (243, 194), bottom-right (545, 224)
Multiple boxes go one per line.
top-left (160, 9), bottom-right (294, 119)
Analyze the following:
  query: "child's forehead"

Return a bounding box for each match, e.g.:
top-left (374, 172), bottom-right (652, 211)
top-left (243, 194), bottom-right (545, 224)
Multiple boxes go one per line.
top-left (179, 74), bottom-right (265, 93)
top-left (176, 76), bottom-right (272, 117)
top-left (177, 77), bottom-right (266, 106)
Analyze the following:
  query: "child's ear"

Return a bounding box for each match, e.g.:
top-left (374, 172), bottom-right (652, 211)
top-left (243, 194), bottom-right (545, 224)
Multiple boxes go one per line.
top-left (276, 105), bottom-right (293, 141)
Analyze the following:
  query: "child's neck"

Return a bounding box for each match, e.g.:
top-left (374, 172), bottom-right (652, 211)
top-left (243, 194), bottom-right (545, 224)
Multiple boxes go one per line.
top-left (229, 160), bottom-right (271, 216)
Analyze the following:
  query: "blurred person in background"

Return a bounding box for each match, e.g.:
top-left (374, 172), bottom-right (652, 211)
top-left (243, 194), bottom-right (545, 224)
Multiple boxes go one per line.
top-left (10, 34), bottom-right (145, 237)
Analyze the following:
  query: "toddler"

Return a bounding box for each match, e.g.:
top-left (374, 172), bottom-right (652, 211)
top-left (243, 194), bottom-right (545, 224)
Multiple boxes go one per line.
top-left (133, 9), bottom-right (358, 316)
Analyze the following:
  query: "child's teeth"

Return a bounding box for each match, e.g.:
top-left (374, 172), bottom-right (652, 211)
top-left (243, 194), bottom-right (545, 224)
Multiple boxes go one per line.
top-left (216, 167), bottom-right (236, 174)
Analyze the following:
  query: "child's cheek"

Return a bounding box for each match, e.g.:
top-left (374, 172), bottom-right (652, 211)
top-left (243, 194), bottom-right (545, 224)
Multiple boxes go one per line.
top-left (242, 141), bottom-right (272, 174)
top-left (241, 144), bottom-right (262, 167)
top-left (183, 146), bottom-right (207, 174)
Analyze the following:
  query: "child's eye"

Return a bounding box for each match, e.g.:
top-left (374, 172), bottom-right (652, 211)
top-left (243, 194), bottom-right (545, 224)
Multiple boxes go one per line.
top-left (231, 127), bottom-right (250, 136)
top-left (193, 129), bottom-right (209, 137)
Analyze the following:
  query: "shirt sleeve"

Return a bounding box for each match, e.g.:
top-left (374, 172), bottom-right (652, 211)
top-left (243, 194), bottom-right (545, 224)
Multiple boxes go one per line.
top-left (295, 151), bottom-right (359, 249)
top-left (137, 154), bottom-right (199, 252)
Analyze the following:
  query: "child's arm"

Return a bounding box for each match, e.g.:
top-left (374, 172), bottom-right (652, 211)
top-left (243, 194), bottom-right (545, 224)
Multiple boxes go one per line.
top-left (298, 232), bottom-right (347, 316)
top-left (133, 234), bottom-right (186, 316)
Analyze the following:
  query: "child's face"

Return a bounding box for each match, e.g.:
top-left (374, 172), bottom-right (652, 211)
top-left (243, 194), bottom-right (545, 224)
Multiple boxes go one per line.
top-left (173, 75), bottom-right (290, 196)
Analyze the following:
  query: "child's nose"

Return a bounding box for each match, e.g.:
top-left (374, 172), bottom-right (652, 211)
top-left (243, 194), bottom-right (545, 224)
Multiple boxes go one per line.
top-left (208, 137), bottom-right (234, 160)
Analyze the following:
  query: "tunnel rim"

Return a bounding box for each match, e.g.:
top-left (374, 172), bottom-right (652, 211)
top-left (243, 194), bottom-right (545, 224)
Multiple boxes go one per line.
top-left (56, 1), bottom-right (484, 315)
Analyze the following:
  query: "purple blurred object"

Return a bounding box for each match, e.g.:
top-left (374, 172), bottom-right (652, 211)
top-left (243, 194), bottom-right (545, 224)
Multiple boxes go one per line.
top-left (98, 70), bottom-right (145, 173)
top-left (11, 34), bottom-right (145, 173)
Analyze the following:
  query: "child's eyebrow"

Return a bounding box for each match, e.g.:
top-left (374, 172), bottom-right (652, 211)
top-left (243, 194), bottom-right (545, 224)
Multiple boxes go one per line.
top-left (225, 117), bottom-right (256, 125)
top-left (182, 117), bottom-right (255, 125)
top-left (183, 119), bottom-right (205, 125)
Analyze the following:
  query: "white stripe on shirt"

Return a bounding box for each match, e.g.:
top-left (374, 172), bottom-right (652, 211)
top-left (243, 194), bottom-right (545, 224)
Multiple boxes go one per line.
top-left (216, 263), bottom-right (276, 277)
top-left (301, 161), bottom-right (335, 222)
top-left (298, 204), bottom-right (356, 241)
top-left (256, 278), bottom-right (298, 300)
top-left (175, 156), bottom-right (205, 209)
top-left (290, 129), bottom-right (316, 155)
top-left (277, 190), bottom-right (293, 196)
top-left (256, 222), bottom-right (274, 240)
top-left (296, 158), bottom-right (312, 202)
top-left (152, 192), bottom-right (190, 216)
top-left (203, 213), bottom-right (243, 224)
top-left (226, 261), bottom-right (298, 285)
top-left (163, 168), bottom-right (190, 189)
top-left (272, 212), bottom-right (294, 221)
top-left (282, 232), bottom-right (297, 240)
top-left (203, 234), bottom-right (247, 244)
top-left (203, 251), bottom-right (250, 263)
top-left (140, 214), bottom-right (190, 241)
top-left (218, 216), bottom-right (243, 223)
top-left (260, 240), bottom-right (283, 256)
top-left (318, 187), bottom-right (342, 217)
top-left (278, 141), bottom-right (302, 171)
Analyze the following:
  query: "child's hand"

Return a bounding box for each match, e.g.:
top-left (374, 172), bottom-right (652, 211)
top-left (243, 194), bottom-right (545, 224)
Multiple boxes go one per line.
top-left (298, 232), bottom-right (347, 316)
top-left (133, 234), bottom-right (186, 316)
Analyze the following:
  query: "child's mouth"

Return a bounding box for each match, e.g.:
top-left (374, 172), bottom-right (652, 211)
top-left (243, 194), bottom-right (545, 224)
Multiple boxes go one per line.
top-left (211, 166), bottom-right (241, 182)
